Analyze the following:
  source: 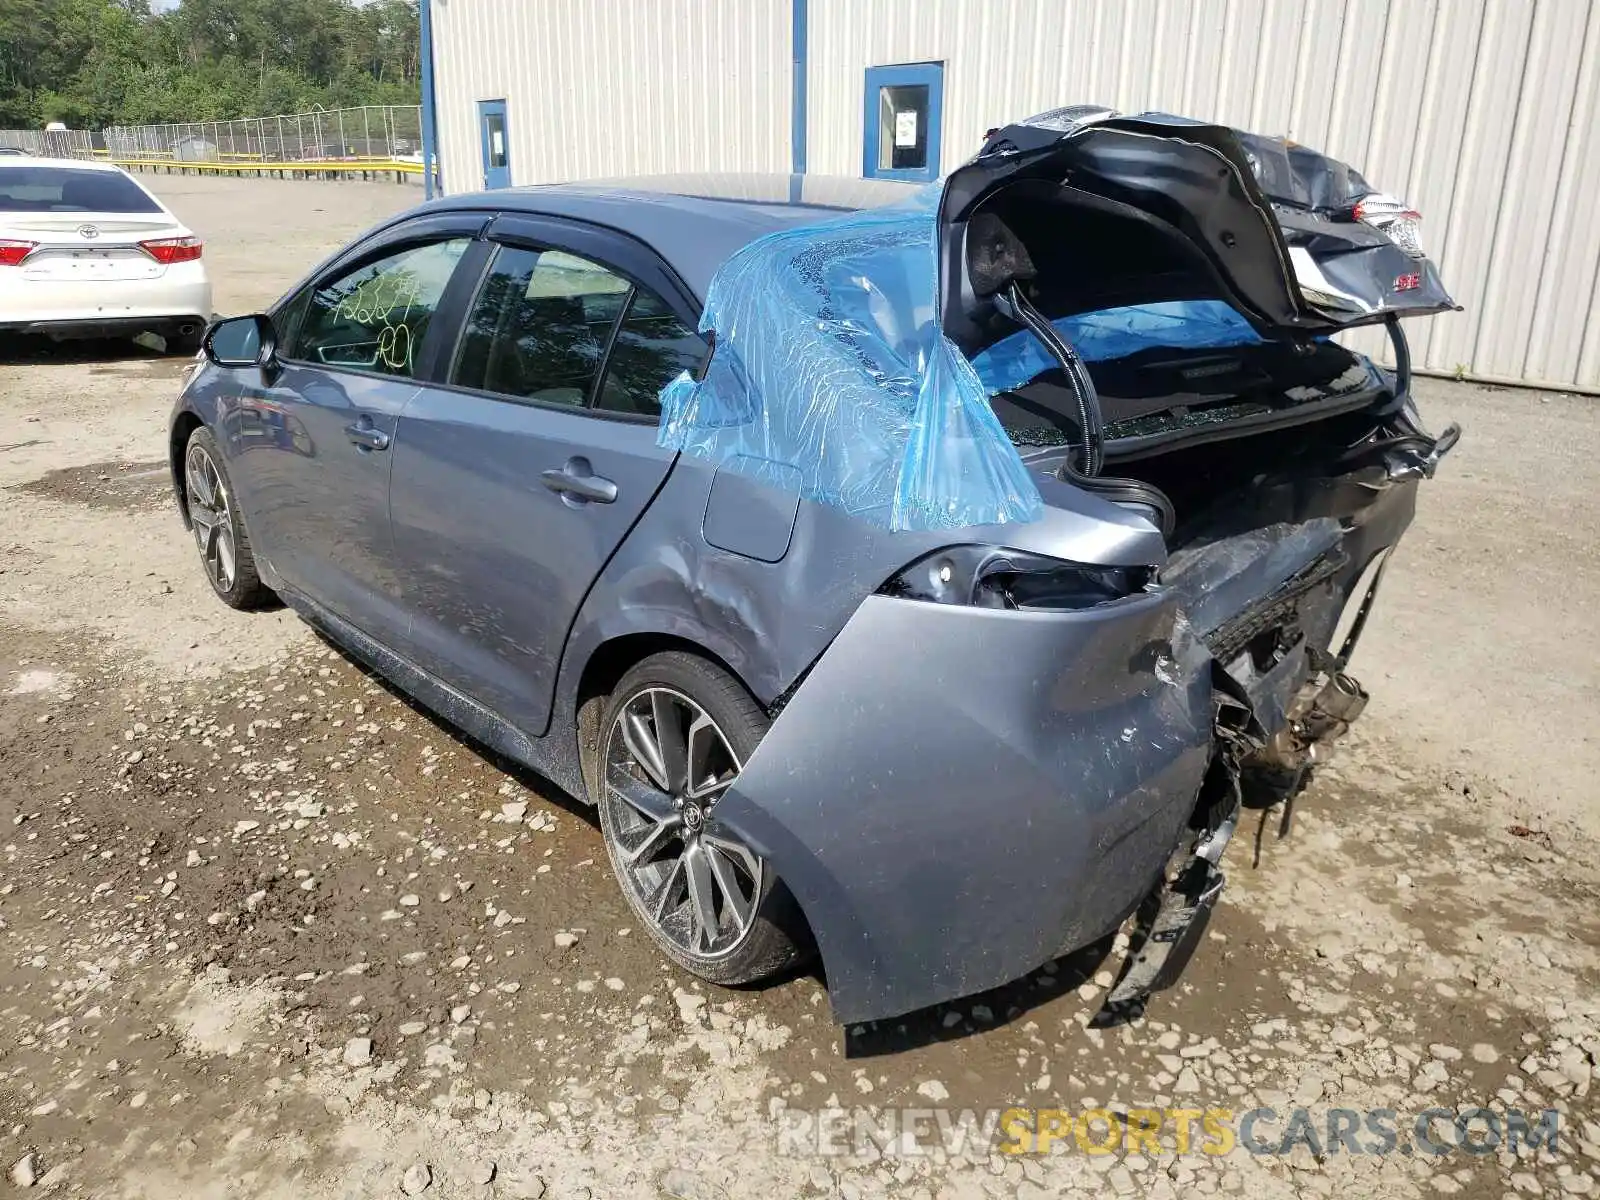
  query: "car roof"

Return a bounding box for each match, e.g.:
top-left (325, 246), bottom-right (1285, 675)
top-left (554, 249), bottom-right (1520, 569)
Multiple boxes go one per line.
top-left (428, 173), bottom-right (920, 302)
top-left (0, 156), bottom-right (125, 173)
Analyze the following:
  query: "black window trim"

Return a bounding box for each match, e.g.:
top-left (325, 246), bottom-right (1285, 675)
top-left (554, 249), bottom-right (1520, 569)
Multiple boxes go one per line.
top-left (422, 212), bottom-right (708, 424)
top-left (270, 212), bottom-right (492, 385)
top-left (585, 282), bottom-right (637, 410)
top-left (422, 238), bottom-right (496, 384)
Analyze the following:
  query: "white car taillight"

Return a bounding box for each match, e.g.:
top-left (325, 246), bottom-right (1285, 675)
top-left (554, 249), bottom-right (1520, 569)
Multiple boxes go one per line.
top-left (0, 239), bottom-right (36, 266)
top-left (1353, 193), bottom-right (1426, 259)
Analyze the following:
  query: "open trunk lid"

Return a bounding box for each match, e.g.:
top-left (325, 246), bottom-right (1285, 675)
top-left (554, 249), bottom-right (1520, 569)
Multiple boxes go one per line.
top-left (938, 107), bottom-right (1456, 353)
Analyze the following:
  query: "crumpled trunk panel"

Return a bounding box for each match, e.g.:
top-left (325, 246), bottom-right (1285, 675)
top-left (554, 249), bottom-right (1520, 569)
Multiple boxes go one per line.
top-left (941, 108), bottom-right (1456, 354)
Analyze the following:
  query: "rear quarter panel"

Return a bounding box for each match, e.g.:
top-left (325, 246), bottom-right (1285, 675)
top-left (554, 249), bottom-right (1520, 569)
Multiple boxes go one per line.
top-left (552, 453), bottom-right (1170, 733)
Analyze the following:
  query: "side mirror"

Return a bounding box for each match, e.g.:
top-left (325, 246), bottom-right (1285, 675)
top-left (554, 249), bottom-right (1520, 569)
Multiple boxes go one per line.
top-left (203, 313), bottom-right (278, 370)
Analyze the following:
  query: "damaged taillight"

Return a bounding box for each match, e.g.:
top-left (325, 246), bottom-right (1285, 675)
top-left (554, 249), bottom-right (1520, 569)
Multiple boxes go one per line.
top-left (0, 239), bottom-right (36, 267)
top-left (1352, 193), bottom-right (1426, 259)
top-left (880, 545), bottom-right (1153, 610)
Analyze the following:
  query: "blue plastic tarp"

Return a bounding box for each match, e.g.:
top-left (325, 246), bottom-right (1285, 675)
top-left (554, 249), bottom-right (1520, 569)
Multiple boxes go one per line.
top-left (656, 188), bottom-right (1044, 532)
top-left (655, 195), bottom-right (1266, 532)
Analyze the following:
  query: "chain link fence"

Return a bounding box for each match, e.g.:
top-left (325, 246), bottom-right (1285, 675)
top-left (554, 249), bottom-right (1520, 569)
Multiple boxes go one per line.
top-left (102, 105), bottom-right (422, 163)
top-left (2, 107), bottom-right (420, 166)
top-left (0, 128), bottom-right (98, 157)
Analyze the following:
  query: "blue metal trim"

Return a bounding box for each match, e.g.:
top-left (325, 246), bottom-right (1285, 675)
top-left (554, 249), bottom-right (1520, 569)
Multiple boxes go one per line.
top-left (420, 0), bottom-right (439, 198)
top-left (790, 0), bottom-right (808, 176)
top-left (862, 62), bottom-right (944, 184)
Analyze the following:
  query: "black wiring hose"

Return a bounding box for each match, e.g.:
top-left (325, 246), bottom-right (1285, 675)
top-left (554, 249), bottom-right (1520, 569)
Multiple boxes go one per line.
top-left (1336, 433), bottom-right (1436, 463)
top-left (1059, 457), bottom-right (1178, 538)
top-left (1003, 281), bottom-right (1104, 475)
top-left (1336, 421), bottom-right (1460, 466)
top-left (998, 282), bottom-right (1175, 536)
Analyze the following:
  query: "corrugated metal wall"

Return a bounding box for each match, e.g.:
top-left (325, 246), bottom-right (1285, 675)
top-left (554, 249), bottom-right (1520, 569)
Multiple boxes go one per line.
top-left (433, 0), bottom-right (1600, 392)
top-left (807, 0), bottom-right (1600, 392)
top-left (431, 0), bottom-right (791, 193)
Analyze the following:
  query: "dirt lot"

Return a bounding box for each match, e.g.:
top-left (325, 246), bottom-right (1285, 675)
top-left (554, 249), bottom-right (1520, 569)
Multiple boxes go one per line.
top-left (1, 175), bottom-right (1598, 1199)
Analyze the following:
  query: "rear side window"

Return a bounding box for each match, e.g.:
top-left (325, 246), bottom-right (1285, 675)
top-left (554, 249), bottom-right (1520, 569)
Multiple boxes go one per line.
top-left (595, 289), bottom-right (705, 418)
top-left (452, 246), bottom-right (631, 407)
top-left (452, 243), bottom-right (703, 415)
top-left (290, 238), bottom-right (470, 379)
top-left (0, 167), bottom-right (162, 213)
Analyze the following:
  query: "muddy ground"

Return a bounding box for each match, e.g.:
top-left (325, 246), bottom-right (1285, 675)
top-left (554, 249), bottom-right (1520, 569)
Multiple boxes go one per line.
top-left (1, 175), bottom-right (1597, 1199)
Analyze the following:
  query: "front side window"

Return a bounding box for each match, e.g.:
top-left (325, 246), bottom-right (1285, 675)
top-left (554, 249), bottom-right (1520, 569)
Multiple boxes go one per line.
top-left (291, 238), bottom-right (469, 378)
top-left (452, 246), bottom-right (631, 406)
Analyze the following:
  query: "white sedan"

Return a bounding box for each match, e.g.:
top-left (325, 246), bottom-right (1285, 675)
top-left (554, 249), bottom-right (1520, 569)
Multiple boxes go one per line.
top-left (0, 158), bottom-right (212, 352)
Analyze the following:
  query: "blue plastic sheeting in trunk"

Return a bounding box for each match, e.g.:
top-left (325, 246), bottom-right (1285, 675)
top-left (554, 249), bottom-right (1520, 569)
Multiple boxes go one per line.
top-left (967, 301), bottom-right (1264, 396)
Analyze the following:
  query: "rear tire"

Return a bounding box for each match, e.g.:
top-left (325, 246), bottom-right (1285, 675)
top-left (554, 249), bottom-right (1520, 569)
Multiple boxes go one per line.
top-left (183, 426), bottom-right (273, 610)
top-left (594, 651), bottom-right (807, 987)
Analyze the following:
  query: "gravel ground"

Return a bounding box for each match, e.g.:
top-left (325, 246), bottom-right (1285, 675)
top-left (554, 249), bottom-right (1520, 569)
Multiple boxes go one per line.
top-left (1, 176), bottom-right (1597, 1199)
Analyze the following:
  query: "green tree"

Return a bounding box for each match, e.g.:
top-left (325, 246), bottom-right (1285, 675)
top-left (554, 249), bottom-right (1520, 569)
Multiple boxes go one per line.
top-left (0, 0), bottom-right (420, 129)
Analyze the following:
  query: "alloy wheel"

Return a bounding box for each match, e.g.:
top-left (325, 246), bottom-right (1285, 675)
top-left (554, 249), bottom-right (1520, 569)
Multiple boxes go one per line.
top-left (600, 687), bottom-right (765, 961)
top-left (185, 443), bottom-right (236, 593)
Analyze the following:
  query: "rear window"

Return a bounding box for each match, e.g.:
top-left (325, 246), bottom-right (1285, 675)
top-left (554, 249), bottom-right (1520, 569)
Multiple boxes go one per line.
top-left (0, 167), bottom-right (162, 214)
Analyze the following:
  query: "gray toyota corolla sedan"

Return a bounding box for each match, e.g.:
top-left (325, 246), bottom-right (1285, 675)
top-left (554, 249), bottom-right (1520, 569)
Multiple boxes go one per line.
top-left (170, 109), bottom-right (1457, 1026)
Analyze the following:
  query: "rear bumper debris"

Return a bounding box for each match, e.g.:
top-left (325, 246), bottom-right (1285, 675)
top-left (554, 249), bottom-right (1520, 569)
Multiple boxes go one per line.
top-left (711, 478), bottom-right (1420, 1024)
top-left (712, 420), bottom-right (1442, 1024)
top-left (1097, 856), bottom-right (1228, 1022)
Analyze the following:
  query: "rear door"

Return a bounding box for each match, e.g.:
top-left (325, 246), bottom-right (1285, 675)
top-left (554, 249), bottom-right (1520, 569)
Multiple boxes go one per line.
top-left (387, 214), bottom-right (705, 734)
top-left (217, 215), bottom-right (482, 644)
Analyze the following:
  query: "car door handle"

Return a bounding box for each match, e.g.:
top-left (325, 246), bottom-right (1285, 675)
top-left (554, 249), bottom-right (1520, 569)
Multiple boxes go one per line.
top-left (541, 461), bottom-right (617, 504)
top-left (344, 422), bottom-right (390, 451)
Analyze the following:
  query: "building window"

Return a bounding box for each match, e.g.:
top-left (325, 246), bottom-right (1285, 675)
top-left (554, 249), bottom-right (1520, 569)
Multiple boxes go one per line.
top-left (477, 99), bottom-right (512, 189)
top-left (862, 63), bottom-right (944, 183)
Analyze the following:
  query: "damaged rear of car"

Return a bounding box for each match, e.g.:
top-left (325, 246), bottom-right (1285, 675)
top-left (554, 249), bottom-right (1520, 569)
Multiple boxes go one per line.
top-left (662, 108), bottom-right (1458, 1024)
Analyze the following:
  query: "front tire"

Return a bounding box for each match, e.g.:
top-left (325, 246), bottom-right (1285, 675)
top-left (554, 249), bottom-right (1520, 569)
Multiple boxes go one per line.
top-left (594, 651), bottom-right (806, 986)
top-left (184, 426), bottom-right (273, 610)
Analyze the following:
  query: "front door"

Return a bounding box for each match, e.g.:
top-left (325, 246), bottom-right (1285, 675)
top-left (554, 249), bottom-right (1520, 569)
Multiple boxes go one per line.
top-left (478, 100), bottom-right (511, 189)
top-left (220, 235), bottom-right (474, 644)
top-left (387, 222), bottom-right (707, 734)
top-left (862, 62), bottom-right (944, 182)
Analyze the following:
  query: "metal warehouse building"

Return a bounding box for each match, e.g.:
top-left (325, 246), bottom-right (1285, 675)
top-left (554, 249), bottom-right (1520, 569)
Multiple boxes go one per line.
top-left (424, 0), bottom-right (1600, 393)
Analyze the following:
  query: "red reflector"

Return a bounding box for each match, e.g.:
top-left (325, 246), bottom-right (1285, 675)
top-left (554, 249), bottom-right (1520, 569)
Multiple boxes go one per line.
top-left (139, 236), bottom-right (203, 264)
top-left (0, 239), bottom-right (36, 267)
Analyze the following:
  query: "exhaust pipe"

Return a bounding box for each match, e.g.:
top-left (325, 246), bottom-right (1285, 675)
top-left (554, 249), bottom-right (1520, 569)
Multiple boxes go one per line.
top-left (1300, 671), bottom-right (1368, 743)
top-left (1241, 669), bottom-right (1368, 823)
